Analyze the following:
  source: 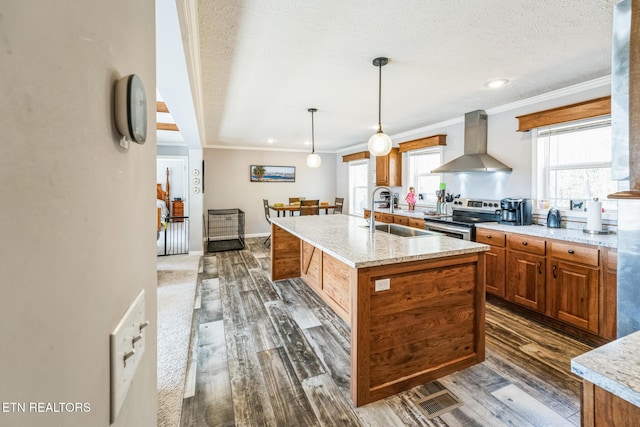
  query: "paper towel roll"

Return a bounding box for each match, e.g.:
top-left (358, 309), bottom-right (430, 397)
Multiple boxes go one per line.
top-left (587, 200), bottom-right (603, 231)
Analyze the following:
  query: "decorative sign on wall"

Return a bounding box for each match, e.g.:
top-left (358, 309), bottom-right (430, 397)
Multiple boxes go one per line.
top-left (250, 165), bottom-right (296, 183)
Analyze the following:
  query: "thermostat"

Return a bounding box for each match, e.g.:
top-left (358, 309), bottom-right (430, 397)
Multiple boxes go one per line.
top-left (114, 74), bottom-right (147, 145)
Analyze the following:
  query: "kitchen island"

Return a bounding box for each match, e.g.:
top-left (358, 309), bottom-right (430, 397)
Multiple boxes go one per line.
top-left (270, 214), bottom-right (489, 406)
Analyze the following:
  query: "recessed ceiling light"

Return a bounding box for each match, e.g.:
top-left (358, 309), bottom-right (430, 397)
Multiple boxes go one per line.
top-left (267, 138), bottom-right (276, 143)
top-left (304, 140), bottom-right (311, 146)
top-left (485, 79), bottom-right (509, 89)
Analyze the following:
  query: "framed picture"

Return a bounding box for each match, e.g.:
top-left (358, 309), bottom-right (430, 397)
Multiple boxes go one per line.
top-left (250, 165), bottom-right (295, 183)
top-left (570, 199), bottom-right (586, 211)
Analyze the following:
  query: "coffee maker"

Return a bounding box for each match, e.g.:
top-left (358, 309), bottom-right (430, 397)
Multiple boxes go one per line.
top-left (499, 198), bottom-right (532, 226)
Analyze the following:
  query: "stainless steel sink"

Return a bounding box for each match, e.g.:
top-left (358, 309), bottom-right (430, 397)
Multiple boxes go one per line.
top-left (361, 223), bottom-right (442, 237)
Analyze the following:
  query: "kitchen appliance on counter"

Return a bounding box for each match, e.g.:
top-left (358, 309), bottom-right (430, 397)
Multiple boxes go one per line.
top-left (423, 198), bottom-right (501, 240)
top-left (499, 198), bottom-right (533, 226)
top-left (376, 191), bottom-right (400, 209)
top-left (547, 208), bottom-right (562, 228)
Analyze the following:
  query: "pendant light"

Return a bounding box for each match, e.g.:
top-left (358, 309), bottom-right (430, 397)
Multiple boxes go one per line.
top-left (368, 57), bottom-right (392, 156)
top-left (306, 108), bottom-right (322, 168)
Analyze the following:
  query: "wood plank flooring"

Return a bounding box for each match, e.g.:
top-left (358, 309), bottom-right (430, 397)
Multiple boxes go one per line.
top-left (180, 238), bottom-right (593, 426)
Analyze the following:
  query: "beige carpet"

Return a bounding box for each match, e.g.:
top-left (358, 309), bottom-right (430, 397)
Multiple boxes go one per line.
top-left (157, 254), bottom-right (201, 427)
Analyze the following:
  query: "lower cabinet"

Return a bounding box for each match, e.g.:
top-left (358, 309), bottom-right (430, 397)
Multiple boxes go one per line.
top-left (548, 241), bottom-right (600, 334)
top-left (477, 227), bottom-right (615, 340)
top-left (581, 380), bottom-right (640, 427)
top-left (476, 229), bottom-right (506, 297)
top-left (507, 250), bottom-right (546, 312)
top-left (506, 234), bottom-right (547, 313)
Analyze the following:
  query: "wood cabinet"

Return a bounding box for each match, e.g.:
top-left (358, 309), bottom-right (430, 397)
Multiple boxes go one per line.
top-left (364, 210), bottom-right (425, 230)
top-left (548, 242), bottom-right (600, 334)
top-left (602, 248), bottom-right (617, 340)
top-left (375, 147), bottom-right (402, 186)
top-left (476, 228), bottom-right (506, 297)
top-left (481, 228), bottom-right (616, 340)
top-left (506, 234), bottom-right (547, 313)
top-left (581, 380), bottom-right (640, 427)
top-left (172, 200), bottom-right (184, 222)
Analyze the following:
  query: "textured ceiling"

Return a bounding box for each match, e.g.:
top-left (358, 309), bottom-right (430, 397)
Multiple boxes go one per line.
top-left (196, 0), bottom-right (617, 152)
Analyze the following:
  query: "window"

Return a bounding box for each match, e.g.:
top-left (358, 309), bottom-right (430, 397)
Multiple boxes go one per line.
top-left (349, 160), bottom-right (369, 215)
top-left (407, 148), bottom-right (442, 204)
top-left (535, 116), bottom-right (627, 211)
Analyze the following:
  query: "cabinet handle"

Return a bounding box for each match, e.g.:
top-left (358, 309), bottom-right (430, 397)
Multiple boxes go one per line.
top-left (552, 264), bottom-right (557, 278)
top-left (522, 241), bottom-right (528, 246)
top-left (538, 261), bottom-right (542, 275)
top-left (486, 235), bottom-right (492, 239)
top-left (568, 249), bottom-right (575, 254)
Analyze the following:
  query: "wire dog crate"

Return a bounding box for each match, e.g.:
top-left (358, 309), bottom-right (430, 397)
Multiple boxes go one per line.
top-left (207, 209), bottom-right (245, 252)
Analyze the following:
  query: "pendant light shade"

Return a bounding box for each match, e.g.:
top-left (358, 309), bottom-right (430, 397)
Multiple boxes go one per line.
top-left (306, 108), bottom-right (321, 168)
top-left (368, 57), bottom-right (392, 157)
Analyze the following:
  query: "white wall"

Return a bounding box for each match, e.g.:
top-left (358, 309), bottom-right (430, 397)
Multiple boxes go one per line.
top-left (0, 2), bottom-right (157, 426)
top-left (203, 149), bottom-right (337, 236)
top-left (337, 79), bottom-right (611, 206)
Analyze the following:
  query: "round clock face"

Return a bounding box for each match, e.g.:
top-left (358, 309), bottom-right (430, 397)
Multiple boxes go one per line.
top-left (128, 75), bottom-right (147, 144)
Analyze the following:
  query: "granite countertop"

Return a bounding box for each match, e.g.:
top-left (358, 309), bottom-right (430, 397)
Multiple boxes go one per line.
top-left (571, 330), bottom-right (640, 407)
top-left (476, 222), bottom-right (618, 248)
top-left (270, 214), bottom-right (488, 268)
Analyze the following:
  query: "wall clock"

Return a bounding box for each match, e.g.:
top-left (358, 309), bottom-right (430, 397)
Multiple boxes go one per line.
top-left (114, 74), bottom-right (147, 144)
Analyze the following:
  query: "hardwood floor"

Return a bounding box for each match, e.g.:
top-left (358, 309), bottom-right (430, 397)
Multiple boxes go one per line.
top-left (180, 238), bottom-right (593, 426)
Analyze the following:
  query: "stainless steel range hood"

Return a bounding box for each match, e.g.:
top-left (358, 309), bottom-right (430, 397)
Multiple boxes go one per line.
top-left (431, 110), bottom-right (512, 173)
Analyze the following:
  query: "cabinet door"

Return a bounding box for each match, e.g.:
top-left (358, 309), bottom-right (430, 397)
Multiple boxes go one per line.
top-left (506, 251), bottom-right (546, 312)
top-left (408, 218), bottom-right (425, 229)
top-left (375, 148), bottom-right (402, 186)
top-left (485, 246), bottom-right (506, 297)
top-left (550, 259), bottom-right (599, 334)
top-left (375, 154), bottom-right (390, 186)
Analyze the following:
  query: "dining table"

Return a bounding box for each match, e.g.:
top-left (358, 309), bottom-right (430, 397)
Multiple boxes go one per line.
top-left (269, 203), bottom-right (337, 217)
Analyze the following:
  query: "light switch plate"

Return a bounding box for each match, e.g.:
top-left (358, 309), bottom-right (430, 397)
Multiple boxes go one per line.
top-left (374, 278), bottom-right (391, 292)
top-left (110, 289), bottom-right (147, 423)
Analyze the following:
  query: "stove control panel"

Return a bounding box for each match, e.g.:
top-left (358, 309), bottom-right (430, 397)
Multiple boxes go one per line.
top-left (452, 198), bottom-right (501, 211)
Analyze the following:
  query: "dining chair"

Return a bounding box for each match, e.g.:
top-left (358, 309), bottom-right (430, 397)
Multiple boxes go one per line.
top-left (262, 199), bottom-right (272, 246)
top-left (288, 197), bottom-right (301, 216)
top-left (300, 199), bottom-right (319, 216)
top-left (333, 197), bottom-right (344, 214)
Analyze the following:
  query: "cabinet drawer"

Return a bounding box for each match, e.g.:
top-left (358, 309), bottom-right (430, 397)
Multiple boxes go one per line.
top-left (476, 229), bottom-right (506, 247)
top-left (380, 213), bottom-right (394, 223)
top-left (507, 234), bottom-right (546, 255)
top-left (393, 215), bottom-right (409, 226)
top-left (551, 242), bottom-right (599, 267)
top-left (408, 218), bottom-right (425, 229)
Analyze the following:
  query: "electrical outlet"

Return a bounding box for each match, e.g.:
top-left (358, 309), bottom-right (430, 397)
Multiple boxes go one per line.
top-left (374, 278), bottom-right (391, 292)
top-left (110, 289), bottom-right (148, 423)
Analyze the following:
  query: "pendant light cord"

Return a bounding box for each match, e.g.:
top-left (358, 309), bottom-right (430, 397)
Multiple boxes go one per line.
top-left (377, 62), bottom-right (382, 133)
top-left (310, 109), bottom-right (315, 153)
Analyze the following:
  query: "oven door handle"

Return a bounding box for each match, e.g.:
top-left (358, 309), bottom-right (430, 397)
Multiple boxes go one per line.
top-left (424, 222), bottom-right (470, 235)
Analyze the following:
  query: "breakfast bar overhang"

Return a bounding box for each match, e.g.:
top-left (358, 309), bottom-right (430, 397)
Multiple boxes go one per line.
top-left (269, 214), bottom-right (489, 406)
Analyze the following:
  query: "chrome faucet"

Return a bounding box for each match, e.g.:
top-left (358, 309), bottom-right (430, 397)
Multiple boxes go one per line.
top-left (370, 186), bottom-right (393, 233)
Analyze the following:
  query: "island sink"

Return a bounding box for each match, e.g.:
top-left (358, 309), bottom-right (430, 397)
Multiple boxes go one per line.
top-left (362, 222), bottom-right (441, 237)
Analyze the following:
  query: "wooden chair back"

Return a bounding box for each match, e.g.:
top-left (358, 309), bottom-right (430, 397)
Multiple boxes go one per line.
top-left (263, 199), bottom-right (271, 224)
top-left (300, 199), bottom-right (319, 215)
top-left (289, 197), bottom-right (300, 204)
top-left (334, 197), bottom-right (344, 214)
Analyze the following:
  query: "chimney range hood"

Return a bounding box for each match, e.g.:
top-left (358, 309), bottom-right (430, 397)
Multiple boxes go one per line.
top-left (431, 110), bottom-right (512, 173)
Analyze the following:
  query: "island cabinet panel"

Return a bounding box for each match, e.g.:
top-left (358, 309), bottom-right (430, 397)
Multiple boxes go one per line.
top-left (301, 241), bottom-right (322, 292)
top-left (352, 253), bottom-right (486, 406)
top-left (408, 218), bottom-right (425, 229)
top-left (581, 380), bottom-right (640, 427)
top-left (322, 253), bottom-right (351, 316)
top-left (270, 224), bottom-right (301, 280)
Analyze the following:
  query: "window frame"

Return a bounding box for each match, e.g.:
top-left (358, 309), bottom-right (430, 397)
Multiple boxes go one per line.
top-left (407, 147), bottom-right (443, 206)
top-left (348, 159), bottom-right (369, 216)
